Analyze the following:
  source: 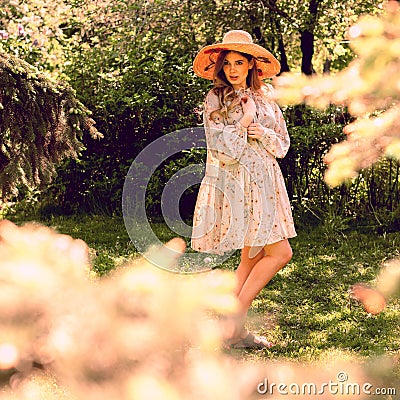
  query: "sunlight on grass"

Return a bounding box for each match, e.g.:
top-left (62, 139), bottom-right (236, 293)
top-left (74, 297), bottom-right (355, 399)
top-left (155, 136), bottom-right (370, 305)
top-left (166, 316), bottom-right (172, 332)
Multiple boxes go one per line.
top-left (308, 330), bottom-right (330, 346)
top-left (317, 254), bottom-right (337, 262)
top-left (277, 263), bottom-right (296, 276)
top-left (313, 310), bottom-right (344, 324)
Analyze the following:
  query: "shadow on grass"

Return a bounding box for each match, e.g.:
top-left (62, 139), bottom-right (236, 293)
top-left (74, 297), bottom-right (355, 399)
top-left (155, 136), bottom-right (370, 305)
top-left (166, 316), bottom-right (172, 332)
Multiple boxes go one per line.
top-left (253, 228), bottom-right (400, 360)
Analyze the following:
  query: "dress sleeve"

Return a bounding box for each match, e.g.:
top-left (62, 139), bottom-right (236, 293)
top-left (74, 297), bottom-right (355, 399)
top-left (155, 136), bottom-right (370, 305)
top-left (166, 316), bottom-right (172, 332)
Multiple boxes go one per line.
top-left (258, 90), bottom-right (290, 159)
top-left (203, 91), bottom-right (247, 165)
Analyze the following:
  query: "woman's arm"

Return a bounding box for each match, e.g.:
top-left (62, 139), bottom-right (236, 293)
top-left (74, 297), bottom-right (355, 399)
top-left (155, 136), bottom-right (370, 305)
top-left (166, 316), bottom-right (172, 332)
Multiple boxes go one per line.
top-left (247, 102), bottom-right (290, 158)
top-left (204, 91), bottom-right (254, 165)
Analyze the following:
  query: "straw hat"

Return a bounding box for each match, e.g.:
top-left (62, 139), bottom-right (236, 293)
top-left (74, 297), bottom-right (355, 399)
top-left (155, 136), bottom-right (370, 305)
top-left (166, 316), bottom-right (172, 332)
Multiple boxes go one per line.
top-left (193, 30), bottom-right (280, 80)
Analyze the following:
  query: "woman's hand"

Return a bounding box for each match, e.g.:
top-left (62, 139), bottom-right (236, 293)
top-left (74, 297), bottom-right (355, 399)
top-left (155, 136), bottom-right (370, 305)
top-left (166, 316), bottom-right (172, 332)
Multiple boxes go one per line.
top-left (241, 95), bottom-right (257, 118)
top-left (239, 96), bottom-right (257, 128)
top-left (247, 122), bottom-right (264, 140)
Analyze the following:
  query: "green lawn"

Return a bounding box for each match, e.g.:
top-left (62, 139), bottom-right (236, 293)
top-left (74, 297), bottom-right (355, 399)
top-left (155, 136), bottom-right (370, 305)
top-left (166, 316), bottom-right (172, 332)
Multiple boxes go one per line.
top-left (13, 214), bottom-right (400, 369)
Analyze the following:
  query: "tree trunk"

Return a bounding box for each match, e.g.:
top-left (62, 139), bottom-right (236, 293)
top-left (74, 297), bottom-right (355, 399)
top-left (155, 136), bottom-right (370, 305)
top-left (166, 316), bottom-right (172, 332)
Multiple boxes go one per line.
top-left (275, 17), bottom-right (290, 73)
top-left (259, 0), bottom-right (291, 73)
top-left (300, 0), bottom-right (320, 75)
top-left (254, 0), bottom-right (321, 75)
top-left (300, 30), bottom-right (315, 75)
top-left (249, 10), bottom-right (289, 74)
top-left (323, 58), bottom-right (332, 74)
top-left (251, 24), bottom-right (266, 47)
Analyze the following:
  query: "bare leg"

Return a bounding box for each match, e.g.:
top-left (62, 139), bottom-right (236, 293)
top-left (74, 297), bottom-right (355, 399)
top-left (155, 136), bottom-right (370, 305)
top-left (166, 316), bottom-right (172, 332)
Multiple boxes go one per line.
top-left (234, 246), bottom-right (265, 297)
top-left (238, 239), bottom-right (292, 311)
top-left (232, 239), bottom-right (293, 340)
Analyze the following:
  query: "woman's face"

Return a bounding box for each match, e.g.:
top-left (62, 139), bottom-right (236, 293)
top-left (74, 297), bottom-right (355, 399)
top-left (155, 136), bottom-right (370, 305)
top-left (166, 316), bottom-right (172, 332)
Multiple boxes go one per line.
top-left (222, 51), bottom-right (254, 90)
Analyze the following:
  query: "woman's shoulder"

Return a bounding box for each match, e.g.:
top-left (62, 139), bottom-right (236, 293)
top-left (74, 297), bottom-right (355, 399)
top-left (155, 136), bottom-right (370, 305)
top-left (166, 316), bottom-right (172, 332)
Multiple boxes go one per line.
top-left (204, 88), bottom-right (220, 110)
top-left (205, 88), bottom-right (218, 99)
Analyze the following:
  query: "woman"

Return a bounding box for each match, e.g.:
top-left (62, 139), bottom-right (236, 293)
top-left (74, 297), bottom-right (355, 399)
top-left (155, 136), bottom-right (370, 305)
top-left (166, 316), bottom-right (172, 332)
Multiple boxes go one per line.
top-left (191, 30), bottom-right (296, 349)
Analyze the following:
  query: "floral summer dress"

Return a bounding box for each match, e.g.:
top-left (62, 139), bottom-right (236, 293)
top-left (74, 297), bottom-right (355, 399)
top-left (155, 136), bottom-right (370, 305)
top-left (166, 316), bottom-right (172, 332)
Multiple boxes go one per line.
top-left (191, 84), bottom-right (296, 255)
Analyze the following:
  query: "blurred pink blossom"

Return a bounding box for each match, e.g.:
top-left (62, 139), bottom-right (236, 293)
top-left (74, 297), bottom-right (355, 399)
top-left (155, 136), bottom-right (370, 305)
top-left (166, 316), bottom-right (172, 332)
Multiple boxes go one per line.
top-left (17, 24), bottom-right (25, 36)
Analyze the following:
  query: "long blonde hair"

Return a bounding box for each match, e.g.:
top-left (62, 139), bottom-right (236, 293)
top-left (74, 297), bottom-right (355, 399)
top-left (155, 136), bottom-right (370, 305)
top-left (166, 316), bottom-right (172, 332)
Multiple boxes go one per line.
top-left (211, 50), bottom-right (264, 119)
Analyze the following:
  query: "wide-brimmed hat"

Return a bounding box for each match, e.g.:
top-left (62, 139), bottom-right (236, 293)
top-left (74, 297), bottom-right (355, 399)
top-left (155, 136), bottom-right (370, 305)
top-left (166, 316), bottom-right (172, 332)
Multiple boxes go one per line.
top-left (193, 30), bottom-right (280, 80)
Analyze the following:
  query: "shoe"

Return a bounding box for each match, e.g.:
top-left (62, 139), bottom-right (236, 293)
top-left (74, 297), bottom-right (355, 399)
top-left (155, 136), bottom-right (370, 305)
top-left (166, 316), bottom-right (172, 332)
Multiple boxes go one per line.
top-left (229, 332), bottom-right (273, 349)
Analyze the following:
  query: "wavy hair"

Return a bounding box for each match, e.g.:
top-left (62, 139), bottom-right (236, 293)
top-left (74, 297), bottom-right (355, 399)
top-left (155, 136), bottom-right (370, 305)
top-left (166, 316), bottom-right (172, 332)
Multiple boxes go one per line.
top-left (211, 50), bottom-right (263, 118)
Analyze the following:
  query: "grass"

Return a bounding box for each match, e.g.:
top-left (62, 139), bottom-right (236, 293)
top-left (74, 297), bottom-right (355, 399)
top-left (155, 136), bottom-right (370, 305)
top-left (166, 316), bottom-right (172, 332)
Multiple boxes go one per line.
top-left (8, 213), bottom-right (400, 369)
top-left (256, 228), bottom-right (400, 360)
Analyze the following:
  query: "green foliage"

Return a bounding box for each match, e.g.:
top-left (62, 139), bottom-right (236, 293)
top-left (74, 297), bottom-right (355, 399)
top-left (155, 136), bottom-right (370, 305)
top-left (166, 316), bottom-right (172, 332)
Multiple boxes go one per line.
top-left (39, 155), bottom-right (128, 216)
top-left (283, 105), bottom-right (347, 219)
top-left (0, 0), bottom-right (71, 73)
top-left (0, 0), bottom-right (394, 225)
top-left (145, 147), bottom-right (206, 220)
top-left (0, 32), bottom-right (44, 67)
top-left (38, 104), bottom-right (400, 228)
top-left (276, 3), bottom-right (400, 187)
top-left (280, 105), bottom-right (400, 229)
top-left (0, 52), bottom-right (102, 200)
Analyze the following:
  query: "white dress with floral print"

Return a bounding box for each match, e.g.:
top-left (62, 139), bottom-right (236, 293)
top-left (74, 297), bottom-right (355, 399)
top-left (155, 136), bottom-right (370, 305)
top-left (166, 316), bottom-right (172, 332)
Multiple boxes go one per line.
top-left (191, 84), bottom-right (296, 255)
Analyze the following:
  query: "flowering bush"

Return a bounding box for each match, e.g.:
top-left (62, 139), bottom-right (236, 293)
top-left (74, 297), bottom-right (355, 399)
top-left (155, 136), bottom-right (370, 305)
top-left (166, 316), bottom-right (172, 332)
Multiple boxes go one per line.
top-left (0, 220), bottom-right (263, 400)
top-left (275, 1), bottom-right (400, 188)
top-left (0, 0), bottom-right (71, 73)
